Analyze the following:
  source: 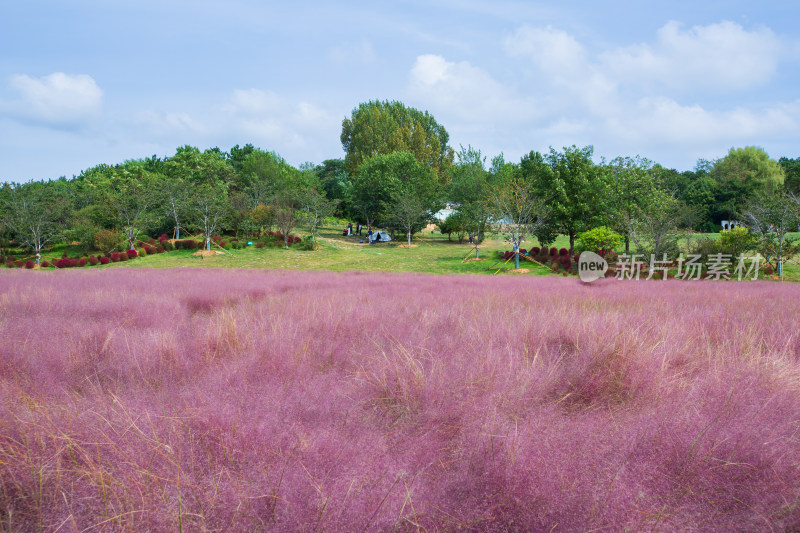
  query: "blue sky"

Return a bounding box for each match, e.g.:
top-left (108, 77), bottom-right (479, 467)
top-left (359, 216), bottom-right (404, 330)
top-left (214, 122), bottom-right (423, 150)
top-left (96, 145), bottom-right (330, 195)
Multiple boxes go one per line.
top-left (1, 0), bottom-right (799, 182)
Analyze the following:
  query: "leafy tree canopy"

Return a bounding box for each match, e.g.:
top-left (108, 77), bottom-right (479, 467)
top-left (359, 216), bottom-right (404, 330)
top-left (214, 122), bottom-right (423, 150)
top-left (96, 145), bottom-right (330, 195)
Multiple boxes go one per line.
top-left (341, 100), bottom-right (454, 181)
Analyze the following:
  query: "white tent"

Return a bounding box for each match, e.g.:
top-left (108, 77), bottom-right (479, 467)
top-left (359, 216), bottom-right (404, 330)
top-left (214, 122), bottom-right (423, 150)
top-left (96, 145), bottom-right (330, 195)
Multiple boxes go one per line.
top-left (369, 230), bottom-right (392, 243)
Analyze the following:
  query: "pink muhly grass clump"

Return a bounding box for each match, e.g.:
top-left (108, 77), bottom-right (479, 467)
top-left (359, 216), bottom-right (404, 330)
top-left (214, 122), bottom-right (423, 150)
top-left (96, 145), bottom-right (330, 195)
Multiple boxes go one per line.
top-left (0, 270), bottom-right (799, 531)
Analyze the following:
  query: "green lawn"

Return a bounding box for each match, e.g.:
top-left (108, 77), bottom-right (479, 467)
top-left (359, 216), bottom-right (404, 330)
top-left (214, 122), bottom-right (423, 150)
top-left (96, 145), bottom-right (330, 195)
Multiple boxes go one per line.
top-left (102, 225), bottom-right (557, 276)
top-left (12, 225), bottom-right (800, 280)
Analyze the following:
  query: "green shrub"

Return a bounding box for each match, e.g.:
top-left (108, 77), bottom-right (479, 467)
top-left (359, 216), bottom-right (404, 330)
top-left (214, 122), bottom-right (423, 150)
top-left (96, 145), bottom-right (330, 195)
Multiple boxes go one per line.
top-left (94, 229), bottom-right (124, 255)
top-left (575, 226), bottom-right (623, 254)
top-left (717, 227), bottom-right (758, 258)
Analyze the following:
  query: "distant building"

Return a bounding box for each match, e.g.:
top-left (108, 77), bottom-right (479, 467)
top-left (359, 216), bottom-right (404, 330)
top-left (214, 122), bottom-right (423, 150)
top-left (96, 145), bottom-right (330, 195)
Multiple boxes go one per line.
top-left (720, 220), bottom-right (742, 230)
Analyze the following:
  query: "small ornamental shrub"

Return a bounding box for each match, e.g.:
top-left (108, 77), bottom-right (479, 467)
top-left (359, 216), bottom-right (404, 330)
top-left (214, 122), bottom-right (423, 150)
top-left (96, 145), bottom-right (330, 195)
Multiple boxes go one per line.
top-left (99, 256), bottom-right (110, 265)
top-left (127, 249), bottom-right (138, 258)
top-left (531, 246), bottom-right (540, 255)
top-left (94, 229), bottom-right (124, 254)
top-left (111, 252), bottom-right (120, 262)
top-left (156, 245), bottom-right (165, 253)
top-left (144, 246), bottom-right (153, 254)
top-left (256, 242), bottom-right (264, 249)
top-left (25, 260), bottom-right (34, 269)
top-left (550, 247), bottom-right (558, 256)
top-left (88, 256), bottom-right (99, 266)
top-left (41, 260), bottom-right (50, 268)
top-left (162, 241), bottom-right (174, 251)
top-left (159, 233), bottom-right (169, 241)
top-left (119, 252), bottom-right (129, 261)
top-left (55, 258), bottom-right (72, 269)
top-left (78, 258), bottom-right (87, 267)
top-left (575, 226), bottom-right (623, 254)
top-left (15, 260), bottom-right (25, 268)
top-left (559, 248), bottom-right (568, 256)
top-left (6, 260), bottom-right (15, 268)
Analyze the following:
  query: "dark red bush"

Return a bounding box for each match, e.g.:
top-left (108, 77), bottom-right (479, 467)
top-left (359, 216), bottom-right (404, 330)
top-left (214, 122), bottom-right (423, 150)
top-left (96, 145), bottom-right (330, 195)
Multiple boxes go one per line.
top-left (79, 258), bottom-right (87, 267)
top-left (25, 260), bottom-right (34, 269)
top-left (5, 260), bottom-right (15, 268)
top-left (15, 260), bottom-right (25, 268)
top-left (156, 245), bottom-right (165, 253)
top-left (110, 252), bottom-right (120, 262)
top-left (127, 249), bottom-right (138, 258)
top-left (88, 256), bottom-right (99, 266)
top-left (41, 260), bottom-right (50, 268)
top-left (55, 258), bottom-right (72, 269)
top-left (532, 246), bottom-right (540, 255)
top-left (550, 247), bottom-right (558, 256)
top-left (256, 242), bottom-right (264, 249)
top-left (99, 256), bottom-right (110, 265)
top-left (559, 248), bottom-right (568, 256)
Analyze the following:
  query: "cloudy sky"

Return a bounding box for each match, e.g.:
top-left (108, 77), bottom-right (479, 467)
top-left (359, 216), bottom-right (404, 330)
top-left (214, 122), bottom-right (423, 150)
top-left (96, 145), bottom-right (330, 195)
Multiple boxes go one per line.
top-left (1, 0), bottom-right (799, 182)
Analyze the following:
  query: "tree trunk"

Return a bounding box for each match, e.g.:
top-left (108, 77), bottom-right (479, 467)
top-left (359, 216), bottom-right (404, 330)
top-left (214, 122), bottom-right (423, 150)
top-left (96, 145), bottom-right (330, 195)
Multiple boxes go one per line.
top-left (407, 232), bottom-right (411, 246)
top-left (514, 242), bottom-right (519, 269)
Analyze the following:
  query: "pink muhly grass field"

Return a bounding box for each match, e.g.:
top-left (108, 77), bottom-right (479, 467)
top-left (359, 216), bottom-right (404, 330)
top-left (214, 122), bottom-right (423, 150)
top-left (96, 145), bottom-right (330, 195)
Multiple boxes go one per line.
top-left (1, 269), bottom-right (799, 531)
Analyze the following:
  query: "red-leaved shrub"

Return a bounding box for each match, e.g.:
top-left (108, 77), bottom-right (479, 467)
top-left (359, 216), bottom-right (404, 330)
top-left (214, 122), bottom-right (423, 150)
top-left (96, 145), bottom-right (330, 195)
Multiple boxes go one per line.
top-left (110, 252), bottom-right (120, 262)
top-left (99, 256), bottom-right (110, 265)
top-left (127, 249), bottom-right (138, 258)
top-left (41, 260), bottom-right (50, 268)
top-left (559, 248), bottom-right (568, 256)
top-left (119, 252), bottom-right (129, 261)
top-left (88, 256), bottom-right (99, 266)
top-left (5, 260), bottom-right (15, 268)
top-left (79, 258), bottom-right (87, 267)
top-left (549, 247), bottom-right (558, 256)
top-left (25, 260), bottom-right (34, 269)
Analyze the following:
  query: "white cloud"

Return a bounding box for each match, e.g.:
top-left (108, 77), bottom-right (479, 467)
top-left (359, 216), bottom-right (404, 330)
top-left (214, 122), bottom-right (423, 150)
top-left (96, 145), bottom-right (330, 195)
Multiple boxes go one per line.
top-left (135, 110), bottom-right (205, 137)
top-left (221, 88), bottom-right (341, 157)
top-left (601, 21), bottom-right (781, 92)
top-left (407, 54), bottom-right (535, 125)
top-left (505, 25), bottom-right (587, 76)
top-left (328, 40), bottom-right (376, 65)
top-left (3, 72), bottom-right (103, 126)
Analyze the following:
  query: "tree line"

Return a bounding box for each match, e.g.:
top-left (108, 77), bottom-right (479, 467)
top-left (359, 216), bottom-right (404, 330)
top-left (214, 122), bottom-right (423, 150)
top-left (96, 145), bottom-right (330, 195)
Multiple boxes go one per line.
top-left (1, 99), bottom-right (799, 262)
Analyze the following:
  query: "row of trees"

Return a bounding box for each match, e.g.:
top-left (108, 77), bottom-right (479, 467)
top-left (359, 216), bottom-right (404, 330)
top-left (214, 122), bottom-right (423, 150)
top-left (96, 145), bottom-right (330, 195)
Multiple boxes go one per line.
top-left (1, 99), bottom-right (799, 263)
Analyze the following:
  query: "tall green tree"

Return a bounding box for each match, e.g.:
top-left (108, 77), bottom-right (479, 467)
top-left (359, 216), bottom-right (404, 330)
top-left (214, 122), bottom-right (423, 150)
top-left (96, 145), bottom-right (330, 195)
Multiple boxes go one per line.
top-left (347, 151), bottom-right (440, 229)
top-left (1, 181), bottom-right (70, 261)
top-left (103, 163), bottom-right (162, 250)
top-left (448, 145), bottom-right (492, 243)
top-left (190, 181), bottom-right (230, 251)
top-left (601, 156), bottom-right (659, 253)
top-left (741, 190), bottom-right (799, 274)
top-left (711, 146), bottom-right (785, 221)
top-left (542, 145), bottom-right (602, 253)
top-left (779, 156), bottom-right (800, 194)
top-left (341, 100), bottom-right (454, 181)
